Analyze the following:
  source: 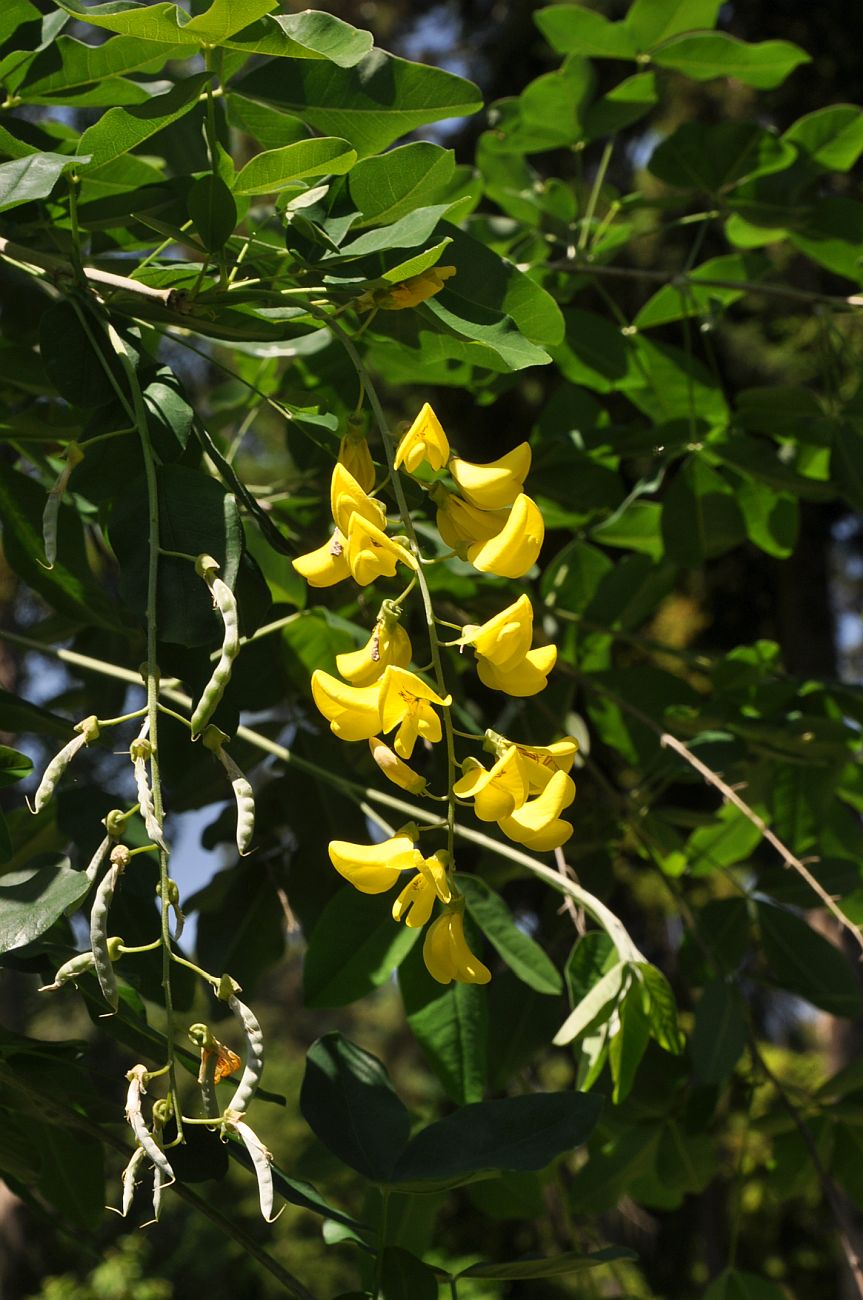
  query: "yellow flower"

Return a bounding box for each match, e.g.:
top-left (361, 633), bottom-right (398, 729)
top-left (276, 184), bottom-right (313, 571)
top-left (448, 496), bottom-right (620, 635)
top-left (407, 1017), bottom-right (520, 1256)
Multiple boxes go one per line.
top-left (292, 530), bottom-right (350, 588)
top-left (337, 430), bottom-right (375, 494)
top-left (346, 514), bottom-right (417, 586)
top-left (468, 493), bottom-right (545, 579)
top-left (379, 665), bottom-right (451, 759)
top-left (392, 852), bottom-right (452, 928)
top-left (423, 908), bottom-right (491, 985)
top-left (379, 265), bottom-right (456, 310)
top-left (330, 463), bottom-right (386, 537)
top-left (449, 443), bottom-right (532, 510)
top-left (498, 769), bottom-right (575, 851)
top-left (394, 403), bottom-right (450, 474)
top-left (503, 736), bottom-right (579, 794)
top-left (328, 834), bottom-right (421, 893)
top-left (477, 644), bottom-right (557, 698)
top-left (336, 609), bottom-right (412, 687)
top-left (310, 669), bottom-right (382, 741)
top-left (460, 595), bottom-right (535, 672)
top-left (433, 486), bottom-right (501, 552)
top-left (452, 747), bottom-right (529, 822)
top-left (368, 737), bottom-right (428, 795)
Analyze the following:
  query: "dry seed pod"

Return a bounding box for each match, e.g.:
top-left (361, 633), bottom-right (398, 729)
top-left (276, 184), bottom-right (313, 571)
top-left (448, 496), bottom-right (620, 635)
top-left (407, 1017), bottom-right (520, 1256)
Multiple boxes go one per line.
top-left (219, 980), bottom-right (264, 1115)
top-left (157, 877), bottom-right (185, 941)
top-left (225, 1112), bottom-right (281, 1223)
top-left (117, 1144), bottom-right (147, 1218)
top-left (89, 848), bottom-right (129, 1010)
top-left (191, 555), bottom-right (240, 738)
top-left (31, 715), bottom-right (100, 813)
top-left (202, 727), bottom-right (254, 855)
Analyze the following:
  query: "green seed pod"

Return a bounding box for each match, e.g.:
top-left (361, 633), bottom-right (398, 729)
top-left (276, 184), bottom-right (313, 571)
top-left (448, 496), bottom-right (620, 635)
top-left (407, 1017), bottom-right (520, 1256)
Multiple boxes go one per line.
top-left (90, 855), bottom-right (127, 1011)
top-left (191, 555), bottom-right (240, 739)
top-left (226, 1115), bottom-right (280, 1222)
top-left (38, 949), bottom-right (96, 992)
top-left (223, 988), bottom-right (264, 1115)
top-left (31, 715), bottom-right (100, 814)
top-left (40, 443), bottom-right (84, 570)
top-left (131, 726), bottom-right (167, 851)
top-left (214, 746), bottom-right (255, 857)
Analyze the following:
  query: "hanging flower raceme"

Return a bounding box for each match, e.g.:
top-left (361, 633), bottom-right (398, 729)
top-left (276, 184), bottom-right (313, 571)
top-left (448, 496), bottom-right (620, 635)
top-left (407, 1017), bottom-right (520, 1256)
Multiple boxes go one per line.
top-left (498, 768), bottom-right (576, 851)
top-left (394, 403), bottom-right (450, 473)
top-left (423, 906), bottom-right (491, 986)
top-left (379, 665), bottom-right (451, 759)
top-left (336, 602), bottom-right (412, 686)
top-left (459, 594), bottom-right (557, 697)
top-left (449, 443), bottom-right (532, 510)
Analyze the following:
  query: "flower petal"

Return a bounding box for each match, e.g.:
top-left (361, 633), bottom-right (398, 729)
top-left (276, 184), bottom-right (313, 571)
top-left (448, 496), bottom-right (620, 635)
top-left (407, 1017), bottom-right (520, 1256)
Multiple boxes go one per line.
top-left (310, 670), bottom-right (382, 741)
top-left (347, 515), bottom-right (416, 587)
top-left (394, 403), bottom-right (450, 473)
top-left (330, 463), bottom-right (386, 536)
top-left (477, 643), bottom-right (557, 697)
top-left (468, 494), bottom-right (545, 579)
top-left (449, 443), bottom-right (532, 510)
top-left (462, 594), bottom-right (534, 671)
top-left (292, 532), bottom-right (350, 588)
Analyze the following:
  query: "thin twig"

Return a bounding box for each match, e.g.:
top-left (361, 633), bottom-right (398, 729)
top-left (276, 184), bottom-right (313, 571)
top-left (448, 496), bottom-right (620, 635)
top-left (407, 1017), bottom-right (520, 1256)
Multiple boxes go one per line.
top-left (660, 732), bottom-right (863, 958)
top-left (0, 236), bottom-right (175, 303)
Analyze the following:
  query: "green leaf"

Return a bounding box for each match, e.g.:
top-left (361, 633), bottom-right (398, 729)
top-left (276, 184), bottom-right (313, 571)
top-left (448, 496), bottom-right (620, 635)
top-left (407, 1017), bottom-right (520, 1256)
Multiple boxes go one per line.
top-left (685, 806), bottom-right (763, 876)
top-left (0, 690), bottom-right (73, 740)
top-left (0, 747), bottom-right (33, 789)
top-left (300, 1032), bottom-right (411, 1181)
top-left (783, 105), bottom-right (863, 171)
top-left (565, 932), bottom-right (617, 1006)
top-left (233, 137), bottom-right (356, 195)
top-left (789, 197), bottom-right (863, 282)
top-left (188, 173), bottom-right (237, 249)
top-left (0, 857), bottom-right (93, 954)
top-left (609, 982), bottom-right (651, 1102)
top-left (336, 203), bottom-right (451, 258)
top-left (303, 887), bottom-right (420, 1008)
top-left (222, 10), bottom-right (372, 66)
top-left (0, 461), bottom-right (126, 631)
top-left (458, 1246), bottom-right (636, 1281)
top-left (192, 864), bottom-right (284, 993)
top-left (460, 875), bottom-right (562, 995)
top-left (584, 71), bottom-right (658, 139)
top-left (634, 254), bottom-right (769, 329)
top-left (349, 142), bottom-right (455, 227)
top-left (704, 1269), bottom-right (789, 1300)
top-left (651, 33), bottom-right (810, 89)
top-left (553, 963), bottom-right (629, 1047)
top-left (737, 478), bottom-right (799, 559)
top-left (624, 0), bottom-right (722, 50)
top-left (516, 56), bottom-right (595, 150)
top-left (235, 48), bottom-right (482, 157)
top-left (58, 0), bottom-right (275, 44)
top-left (40, 299), bottom-right (124, 409)
top-left (379, 1247), bottom-right (438, 1300)
top-left (0, 0), bottom-right (40, 47)
top-left (551, 309), bottom-right (635, 393)
top-left (534, 6), bottom-right (637, 60)
top-left (638, 964), bottom-right (684, 1054)
top-left (590, 503), bottom-right (665, 559)
top-left (648, 123), bottom-right (796, 193)
top-left (661, 459), bottom-right (746, 566)
top-left (389, 1091), bottom-right (602, 1192)
top-left (25, 1121), bottom-right (104, 1230)
top-left (19, 34), bottom-right (190, 105)
top-left (0, 151), bottom-right (85, 213)
top-left (399, 941), bottom-right (487, 1105)
top-left (691, 982), bottom-right (748, 1084)
top-left (109, 463), bottom-right (242, 646)
top-left (78, 73), bottom-right (208, 169)
top-left (758, 902), bottom-right (862, 1017)
top-left (542, 539), bottom-right (614, 615)
top-left (226, 93), bottom-right (310, 150)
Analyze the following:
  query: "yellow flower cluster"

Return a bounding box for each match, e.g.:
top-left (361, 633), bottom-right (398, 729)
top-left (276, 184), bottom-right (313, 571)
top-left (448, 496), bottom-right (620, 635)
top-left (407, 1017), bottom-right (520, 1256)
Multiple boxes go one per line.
top-left (292, 404), bottom-right (577, 985)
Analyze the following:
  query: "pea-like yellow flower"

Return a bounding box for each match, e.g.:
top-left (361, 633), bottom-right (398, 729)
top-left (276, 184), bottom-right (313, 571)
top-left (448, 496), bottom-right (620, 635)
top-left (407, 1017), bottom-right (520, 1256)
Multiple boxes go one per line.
top-left (452, 747), bottom-right (529, 822)
top-left (368, 737), bottom-right (428, 795)
top-left (498, 769), bottom-right (575, 852)
top-left (346, 514), bottom-right (417, 586)
top-left (379, 265), bottom-right (456, 311)
top-left (330, 463), bottom-right (386, 537)
top-left (292, 530), bottom-right (350, 587)
top-left (337, 429), bottom-right (375, 494)
top-left (490, 734), bottom-right (579, 794)
top-left (468, 493), bottom-right (545, 579)
top-left (460, 595), bottom-right (535, 672)
top-left (433, 486), bottom-right (501, 552)
top-left (328, 834), bottom-right (422, 893)
top-left (449, 443), bottom-right (532, 511)
top-left (310, 670), bottom-right (382, 741)
top-left (336, 609), bottom-right (412, 687)
top-left (394, 403), bottom-right (450, 474)
top-left (392, 852), bottom-right (452, 928)
top-left (477, 644), bottom-right (557, 698)
top-left (379, 665), bottom-right (451, 759)
top-left (423, 908), bottom-right (491, 985)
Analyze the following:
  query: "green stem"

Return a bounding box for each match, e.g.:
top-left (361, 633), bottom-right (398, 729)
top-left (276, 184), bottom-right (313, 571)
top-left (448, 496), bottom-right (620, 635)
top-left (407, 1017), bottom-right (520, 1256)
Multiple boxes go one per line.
top-left (580, 140), bottom-right (613, 252)
top-left (374, 1188), bottom-right (391, 1299)
top-left (97, 706), bottom-right (148, 727)
top-left (171, 951), bottom-right (220, 987)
